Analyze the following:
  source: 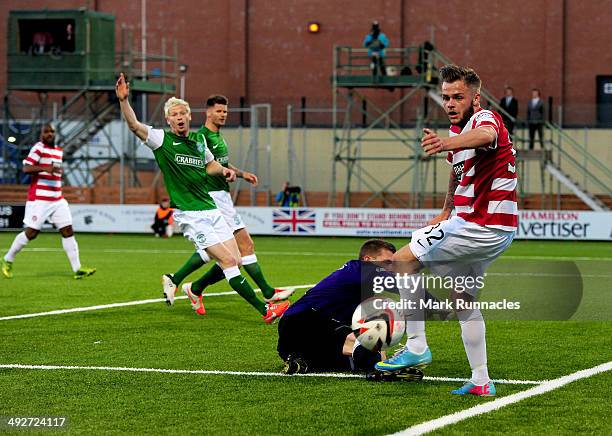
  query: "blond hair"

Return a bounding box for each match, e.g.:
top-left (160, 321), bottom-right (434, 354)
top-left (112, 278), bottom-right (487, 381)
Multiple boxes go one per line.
top-left (164, 97), bottom-right (191, 117)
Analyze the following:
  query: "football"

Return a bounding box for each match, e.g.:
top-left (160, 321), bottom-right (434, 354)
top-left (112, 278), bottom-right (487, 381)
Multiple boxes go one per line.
top-left (351, 297), bottom-right (405, 352)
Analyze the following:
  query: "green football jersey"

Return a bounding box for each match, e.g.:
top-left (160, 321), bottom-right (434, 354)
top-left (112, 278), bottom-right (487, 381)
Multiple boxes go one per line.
top-left (152, 130), bottom-right (217, 211)
top-left (195, 125), bottom-right (230, 192)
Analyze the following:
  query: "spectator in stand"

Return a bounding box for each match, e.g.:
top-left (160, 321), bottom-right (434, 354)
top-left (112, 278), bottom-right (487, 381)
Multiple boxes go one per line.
top-left (499, 86), bottom-right (518, 135)
top-left (527, 88), bottom-right (545, 149)
top-left (31, 31), bottom-right (53, 54)
top-left (363, 21), bottom-right (389, 77)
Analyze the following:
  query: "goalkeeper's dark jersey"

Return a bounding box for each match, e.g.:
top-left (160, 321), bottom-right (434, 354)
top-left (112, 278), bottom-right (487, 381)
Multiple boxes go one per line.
top-left (285, 260), bottom-right (392, 325)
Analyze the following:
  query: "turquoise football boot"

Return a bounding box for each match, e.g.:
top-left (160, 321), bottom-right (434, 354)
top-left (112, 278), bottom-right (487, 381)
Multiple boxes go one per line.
top-left (374, 346), bottom-right (432, 372)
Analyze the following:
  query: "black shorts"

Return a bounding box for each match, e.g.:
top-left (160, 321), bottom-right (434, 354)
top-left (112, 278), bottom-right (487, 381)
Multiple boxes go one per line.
top-left (277, 309), bottom-right (353, 372)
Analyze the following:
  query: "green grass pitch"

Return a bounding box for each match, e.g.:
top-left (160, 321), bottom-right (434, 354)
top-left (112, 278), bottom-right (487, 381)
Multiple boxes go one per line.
top-left (0, 232), bottom-right (611, 434)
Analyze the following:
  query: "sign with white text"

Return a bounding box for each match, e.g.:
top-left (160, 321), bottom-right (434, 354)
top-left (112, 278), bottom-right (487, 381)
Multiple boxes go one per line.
top-left (1, 204), bottom-right (610, 240)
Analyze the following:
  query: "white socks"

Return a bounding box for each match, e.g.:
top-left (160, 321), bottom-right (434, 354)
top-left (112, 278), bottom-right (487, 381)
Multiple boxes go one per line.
top-left (5, 233), bottom-right (84, 274)
top-left (397, 272), bottom-right (489, 385)
top-left (399, 279), bottom-right (429, 354)
top-left (405, 320), bottom-right (428, 355)
top-left (4, 231), bottom-right (29, 262)
top-left (62, 236), bottom-right (81, 272)
top-left (457, 308), bottom-right (489, 385)
top-left (223, 265), bottom-right (241, 281)
top-left (241, 254), bottom-right (258, 265)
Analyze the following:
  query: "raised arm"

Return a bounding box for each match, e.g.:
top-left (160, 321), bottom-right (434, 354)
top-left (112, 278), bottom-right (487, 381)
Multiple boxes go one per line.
top-left (115, 73), bottom-right (148, 141)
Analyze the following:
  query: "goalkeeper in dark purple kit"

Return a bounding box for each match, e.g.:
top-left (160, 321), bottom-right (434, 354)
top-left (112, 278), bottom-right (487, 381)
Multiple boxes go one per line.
top-left (277, 239), bottom-right (396, 374)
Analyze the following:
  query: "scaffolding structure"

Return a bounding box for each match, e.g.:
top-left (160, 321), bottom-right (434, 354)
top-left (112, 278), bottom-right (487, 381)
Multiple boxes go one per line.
top-left (331, 43), bottom-right (611, 210)
top-left (330, 43), bottom-right (446, 208)
top-left (228, 104), bottom-right (273, 206)
top-left (1, 9), bottom-right (178, 194)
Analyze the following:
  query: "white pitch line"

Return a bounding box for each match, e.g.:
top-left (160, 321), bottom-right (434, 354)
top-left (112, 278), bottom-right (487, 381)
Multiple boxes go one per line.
top-left (15, 248), bottom-right (612, 261)
top-left (501, 255), bottom-right (612, 262)
top-left (18, 247), bottom-right (352, 257)
top-left (0, 364), bottom-right (361, 379)
top-left (0, 364), bottom-right (543, 385)
top-left (0, 284), bottom-right (316, 322)
top-left (423, 376), bottom-right (542, 385)
top-left (392, 361), bottom-right (612, 436)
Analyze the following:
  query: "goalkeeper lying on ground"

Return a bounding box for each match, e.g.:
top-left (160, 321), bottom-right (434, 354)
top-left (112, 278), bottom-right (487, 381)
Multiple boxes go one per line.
top-left (278, 239), bottom-right (447, 375)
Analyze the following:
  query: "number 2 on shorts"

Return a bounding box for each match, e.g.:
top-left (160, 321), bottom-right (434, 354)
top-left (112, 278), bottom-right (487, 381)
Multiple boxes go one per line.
top-left (417, 222), bottom-right (446, 248)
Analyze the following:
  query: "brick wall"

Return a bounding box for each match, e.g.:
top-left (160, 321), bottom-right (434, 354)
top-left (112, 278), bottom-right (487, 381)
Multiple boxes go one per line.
top-left (1, 0), bottom-right (610, 124)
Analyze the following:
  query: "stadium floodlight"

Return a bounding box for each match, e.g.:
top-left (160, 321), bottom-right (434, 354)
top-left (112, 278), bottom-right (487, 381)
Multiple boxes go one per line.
top-left (307, 22), bottom-right (321, 33)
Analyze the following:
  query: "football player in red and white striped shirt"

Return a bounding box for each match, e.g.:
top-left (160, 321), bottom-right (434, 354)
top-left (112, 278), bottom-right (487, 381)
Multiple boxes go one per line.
top-left (375, 65), bottom-right (517, 397)
top-left (1, 124), bottom-right (95, 279)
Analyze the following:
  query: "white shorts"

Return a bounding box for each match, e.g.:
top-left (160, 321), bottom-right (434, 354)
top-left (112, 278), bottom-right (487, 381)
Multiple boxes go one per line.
top-left (24, 199), bottom-right (73, 230)
top-left (409, 216), bottom-right (514, 295)
top-left (208, 190), bottom-right (245, 232)
top-left (173, 209), bottom-right (234, 250)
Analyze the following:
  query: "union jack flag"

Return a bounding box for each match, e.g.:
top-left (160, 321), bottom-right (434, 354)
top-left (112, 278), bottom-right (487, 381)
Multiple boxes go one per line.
top-left (272, 209), bottom-right (316, 234)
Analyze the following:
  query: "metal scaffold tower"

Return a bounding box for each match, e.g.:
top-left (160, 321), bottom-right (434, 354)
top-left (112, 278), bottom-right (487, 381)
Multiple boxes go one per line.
top-left (331, 43), bottom-right (611, 210)
top-left (1, 9), bottom-right (178, 191)
top-left (330, 43), bottom-right (446, 208)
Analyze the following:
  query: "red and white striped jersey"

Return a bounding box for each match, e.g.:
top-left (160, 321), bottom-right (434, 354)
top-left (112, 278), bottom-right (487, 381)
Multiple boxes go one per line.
top-left (446, 108), bottom-right (518, 231)
top-left (22, 141), bottom-right (64, 202)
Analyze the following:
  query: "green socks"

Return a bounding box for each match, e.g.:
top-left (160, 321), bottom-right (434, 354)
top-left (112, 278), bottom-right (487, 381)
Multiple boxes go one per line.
top-left (228, 275), bottom-right (267, 315)
top-left (191, 263), bottom-right (225, 295)
top-left (191, 264), bottom-right (274, 315)
top-left (241, 254), bottom-right (275, 299)
top-left (172, 251), bottom-right (205, 286)
top-left (242, 261), bottom-right (276, 299)
top-left (192, 264), bottom-right (267, 315)
top-left (178, 252), bottom-right (275, 315)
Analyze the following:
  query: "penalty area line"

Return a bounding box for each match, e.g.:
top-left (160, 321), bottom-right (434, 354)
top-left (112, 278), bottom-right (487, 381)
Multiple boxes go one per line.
top-left (392, 360), bottom-right (612, 436)
top-left (0, 364), bottom-right (544, 385)
top-left (0, 284), bottom-right (316, 322)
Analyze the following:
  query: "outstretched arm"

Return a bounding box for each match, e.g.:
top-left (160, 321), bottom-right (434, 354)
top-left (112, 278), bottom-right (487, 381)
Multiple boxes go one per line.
top-left (228, 163), bottom-right (258, 186)
top-left (421, 127), bottom-right (497, 156)
top-left (206, 160), bottom-right (236, 183)
top-left (115, 73), bottom-right (148, 141)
